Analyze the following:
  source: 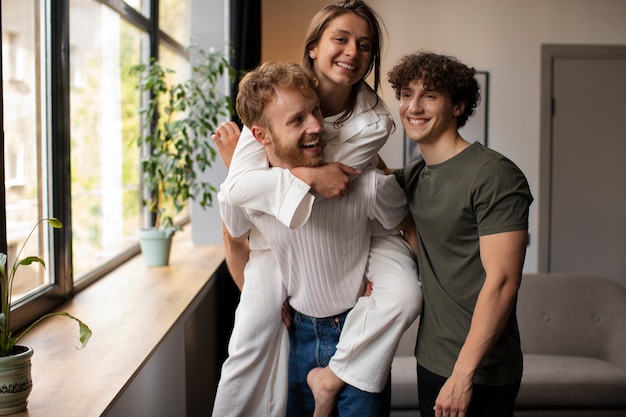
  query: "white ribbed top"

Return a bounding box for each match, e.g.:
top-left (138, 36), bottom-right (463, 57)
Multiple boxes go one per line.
top-left (222, 166), bottom-right (408, 317)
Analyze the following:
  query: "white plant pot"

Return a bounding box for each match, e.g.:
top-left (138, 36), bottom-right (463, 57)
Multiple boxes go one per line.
top-left (138, 228), bottom-right (174, 267)
top-left (0, 345), bottom-right (33, 415)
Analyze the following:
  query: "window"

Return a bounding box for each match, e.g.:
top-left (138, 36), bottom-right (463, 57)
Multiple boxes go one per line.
top-left (2, 0), bottom-right (52, 307)
top-left (69, 0), bottom-right (145, 280)
top-left (1, 0), bottom-right (192, 330)
top-left (159, 0), bottom-right (189, 47)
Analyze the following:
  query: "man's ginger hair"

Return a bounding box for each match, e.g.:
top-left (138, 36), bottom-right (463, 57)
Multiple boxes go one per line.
top-left (236, 61), bottom-right (318, 129)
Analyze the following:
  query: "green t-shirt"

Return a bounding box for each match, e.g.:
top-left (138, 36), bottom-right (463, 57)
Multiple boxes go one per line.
top-left (395, 142), bottom-right (533, 385)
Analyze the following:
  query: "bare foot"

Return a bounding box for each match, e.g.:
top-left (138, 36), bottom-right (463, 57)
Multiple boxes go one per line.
top-left (307, 367), bottom-right (345, 417)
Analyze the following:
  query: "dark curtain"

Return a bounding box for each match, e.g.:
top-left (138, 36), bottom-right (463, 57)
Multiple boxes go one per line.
top-left (216, 0), bottom-right (262, 366)
top-left (0, 4), bottom-right (6, 255)
top-left (229, 0), bottom-right (262, 127)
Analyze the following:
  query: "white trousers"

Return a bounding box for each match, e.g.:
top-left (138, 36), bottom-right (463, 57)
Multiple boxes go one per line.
top-left (212, 234), bottom-right (422, 416)
top-left (330, 234), bottom-right (422, 392)
top-left (211, 248), bottom-right (289, 417)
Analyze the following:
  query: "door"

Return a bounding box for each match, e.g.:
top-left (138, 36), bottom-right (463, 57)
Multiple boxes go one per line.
top-left (539, 45), bottom-right (626, 287)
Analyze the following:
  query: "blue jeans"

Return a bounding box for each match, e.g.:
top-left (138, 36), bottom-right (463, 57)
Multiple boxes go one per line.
top-left (286, 309), bottom-right (391, 417)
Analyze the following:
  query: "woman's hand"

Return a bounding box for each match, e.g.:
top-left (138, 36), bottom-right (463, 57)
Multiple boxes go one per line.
top-left (211, 121), bottom-right (241, 169)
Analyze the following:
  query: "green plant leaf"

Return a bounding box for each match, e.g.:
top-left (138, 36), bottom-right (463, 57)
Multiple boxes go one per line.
top-left (12, 312), bottom-right (92, 352)
top-left (1, 218), bottom-right (93, 357)
top-left (18, 256), bottom-right (46, 269)
top-left (129, 43), bottom-right (234, 230)
top-left (48, 218), bottom-right (63, 229)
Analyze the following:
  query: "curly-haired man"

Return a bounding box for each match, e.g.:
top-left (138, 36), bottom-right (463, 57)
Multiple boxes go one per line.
top-left (388, 52), bottom-right (533, 417)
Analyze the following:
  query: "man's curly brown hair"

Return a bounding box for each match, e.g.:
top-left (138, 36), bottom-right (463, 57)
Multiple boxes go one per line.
top-left (388, 52), bottom-right (480, 128)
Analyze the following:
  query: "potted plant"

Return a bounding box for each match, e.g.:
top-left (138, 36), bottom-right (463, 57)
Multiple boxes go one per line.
top-left (0, 218), bottom-right (92, 415)
top-left (130, 44), bottom-right (233, 267)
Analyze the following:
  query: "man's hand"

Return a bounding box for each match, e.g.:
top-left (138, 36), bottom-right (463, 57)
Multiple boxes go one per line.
top-left (363, 281), bottom-right (373, 296)
top-left (281, 300), bottom-right (293, 329)
top-left (291, 162), bottom-right (361, 199)
top-left (211, 121), bottom-right (241, 169)
top-left (433, 371), bottom-right (473, 417)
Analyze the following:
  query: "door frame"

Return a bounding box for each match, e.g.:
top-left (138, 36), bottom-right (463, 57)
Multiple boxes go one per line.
top-left (538, 44), bottom-right (626, 272)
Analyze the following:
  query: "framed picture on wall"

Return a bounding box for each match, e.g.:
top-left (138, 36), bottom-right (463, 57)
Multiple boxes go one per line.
top-left (404, 71), bottom-right (489, 165)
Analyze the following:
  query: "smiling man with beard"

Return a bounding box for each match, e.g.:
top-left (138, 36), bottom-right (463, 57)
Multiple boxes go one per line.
top-left (218, 60), bottom-right (414, 416)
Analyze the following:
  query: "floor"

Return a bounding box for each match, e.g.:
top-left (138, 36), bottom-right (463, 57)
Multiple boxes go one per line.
top-left (390, 411), bottom-right (420, 417)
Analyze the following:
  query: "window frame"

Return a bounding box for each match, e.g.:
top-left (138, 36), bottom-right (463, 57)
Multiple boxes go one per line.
top-left (1, 0), bottom-right (191, 331)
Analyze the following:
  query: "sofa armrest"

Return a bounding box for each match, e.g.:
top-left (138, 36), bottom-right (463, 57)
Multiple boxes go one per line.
top-left (518, 274), bottom-right (626, 369)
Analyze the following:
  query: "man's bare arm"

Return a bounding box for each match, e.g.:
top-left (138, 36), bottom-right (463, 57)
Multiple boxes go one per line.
top-left (221, 222), bottom-right (249, 291)
top-left (434, 230), bottom-right (527, 417)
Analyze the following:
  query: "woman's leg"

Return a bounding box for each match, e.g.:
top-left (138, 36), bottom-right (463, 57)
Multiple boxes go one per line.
top-left (328, 232), bottom-right (422, 392)
top-left (212, 248), bottom-right (288, 417)
top-left (288, 310), bottom-right (391, 417)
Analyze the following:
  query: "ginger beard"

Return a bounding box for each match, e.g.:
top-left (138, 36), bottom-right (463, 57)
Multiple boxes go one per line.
top-left (259, 86), bottom-right (325, 169)
top-left (270, 129), bottom-right (324, 168)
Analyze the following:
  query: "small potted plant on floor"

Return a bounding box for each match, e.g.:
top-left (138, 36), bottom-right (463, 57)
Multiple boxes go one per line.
top-left (130, 44), bottom-right (233, 267)
top-left (0, 218), bottom-right (92, 415)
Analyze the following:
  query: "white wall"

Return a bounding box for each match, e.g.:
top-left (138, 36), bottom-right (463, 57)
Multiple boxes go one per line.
top-left (189, 0), bottom-right (231, 246)
top-left (263, 0), bottom-right (626, 273)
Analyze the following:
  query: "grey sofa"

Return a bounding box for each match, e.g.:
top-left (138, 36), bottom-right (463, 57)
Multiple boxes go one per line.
top-left (390, 316), bottom-right (419, 417)
top-left (390, 273), bottom-right (626, 417)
